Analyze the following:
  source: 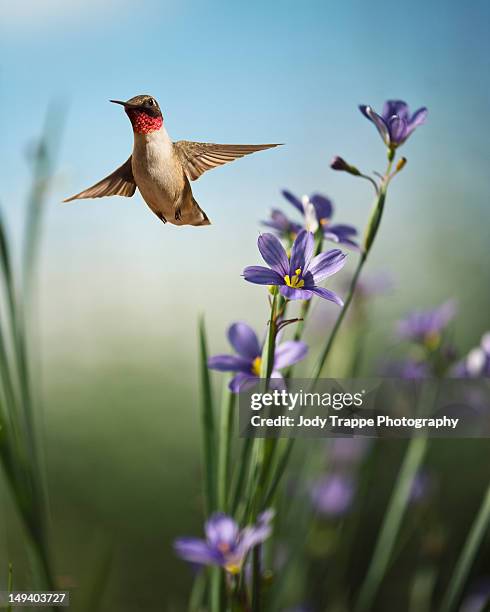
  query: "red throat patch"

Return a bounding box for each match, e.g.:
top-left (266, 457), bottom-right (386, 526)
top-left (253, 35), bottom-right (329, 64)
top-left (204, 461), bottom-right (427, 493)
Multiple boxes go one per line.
top-left (127, 110), bottom-right (163, 134)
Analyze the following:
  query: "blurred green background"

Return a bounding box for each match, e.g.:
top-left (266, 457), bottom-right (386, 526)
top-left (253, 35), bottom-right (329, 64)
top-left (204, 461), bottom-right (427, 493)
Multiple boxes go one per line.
top-left (1, 0), bottom-right (489, 610)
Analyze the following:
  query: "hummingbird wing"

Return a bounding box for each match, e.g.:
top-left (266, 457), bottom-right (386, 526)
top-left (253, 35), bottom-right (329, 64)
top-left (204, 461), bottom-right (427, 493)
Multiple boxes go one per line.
top-left (173, 141), bottom-right (281, 181)
top-left (63, 157), bottom-right (136, 202)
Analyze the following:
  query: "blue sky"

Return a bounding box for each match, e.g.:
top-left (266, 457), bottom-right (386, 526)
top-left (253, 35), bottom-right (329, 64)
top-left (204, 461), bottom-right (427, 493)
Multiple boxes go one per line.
top-left (1, 0), bottom-right (489, 359)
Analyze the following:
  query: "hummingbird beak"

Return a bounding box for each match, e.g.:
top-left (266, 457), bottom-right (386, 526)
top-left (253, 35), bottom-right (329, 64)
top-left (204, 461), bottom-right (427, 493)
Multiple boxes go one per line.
top-left (110, 99), bottom-right (140, 109)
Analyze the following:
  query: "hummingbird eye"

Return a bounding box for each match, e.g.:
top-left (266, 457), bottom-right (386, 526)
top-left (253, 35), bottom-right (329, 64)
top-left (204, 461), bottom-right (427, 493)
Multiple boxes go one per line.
top-left (148, 98), bottom-right (155, 106)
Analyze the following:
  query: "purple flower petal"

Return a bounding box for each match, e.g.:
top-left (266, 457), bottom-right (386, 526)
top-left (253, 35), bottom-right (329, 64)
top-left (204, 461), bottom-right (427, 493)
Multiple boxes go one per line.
top-left (290, 230), bottom-right (314, 274)
top-left (280, 286), bottom-right (313, 300)
top-left (309, 194), bottom-right (333, 221)
top-left (227, 322), bottom-right (261, 360)
top-left (205, 513), bottom-right (239, 548)
top-left (274, 341), bottom-right (308, 369)
top-left (174, 538), bottom-right (222, 565)
top-left (311, 474), bottom-right (355, 516)
top-left (409, 107), bottom-right (428, 129)
top-left (208, 354), bottom-right (252, 373)
top-left (243, 266), bottom-right (283, 286)
top-left (269, 371), bottom-right (287, 390)
top-left (382, 100), bottom-right (409, 121)
top-left (360, 105), bottom-right (390, 145)
top-left (388, 115), bottom-right (408, 144)
top-left (327, 224), bottom-right (357, 237)
top-left (310, 286), bottom-right (344, 306)
top-left (229, 372), bottom-right (259, 393)
top-left (309, 249), bottom-right (347, 283)
top-left (237, 523), bottom-right (273, 557)
top-left (258, 233), bottom-right (289, 275)
top-left (281, 189), bottom-right (304, 214)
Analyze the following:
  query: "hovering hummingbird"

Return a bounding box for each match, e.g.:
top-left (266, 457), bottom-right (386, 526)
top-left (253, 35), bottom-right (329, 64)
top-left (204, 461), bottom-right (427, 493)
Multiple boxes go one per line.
top-left (63, 95), bottom-right (281, 226)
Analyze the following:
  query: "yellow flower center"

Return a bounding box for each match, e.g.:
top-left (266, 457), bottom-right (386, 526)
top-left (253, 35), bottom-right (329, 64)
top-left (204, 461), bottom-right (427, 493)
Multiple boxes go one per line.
top-left (284, 268), bottom-right (305, 289)
top-left (224, 563), bottom-right (241, 575)
top-left (252, 356), bottom-right (262, 376)
top-left (320, 218), bottom-right (330, 226)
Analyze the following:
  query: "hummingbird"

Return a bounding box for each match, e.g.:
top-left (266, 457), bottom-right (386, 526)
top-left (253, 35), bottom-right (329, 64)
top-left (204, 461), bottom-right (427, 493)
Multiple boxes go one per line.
top-left (63, 95), bottom-right (281, 226)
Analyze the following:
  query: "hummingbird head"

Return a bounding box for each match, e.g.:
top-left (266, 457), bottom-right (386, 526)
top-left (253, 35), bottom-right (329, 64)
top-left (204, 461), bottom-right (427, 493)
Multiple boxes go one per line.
top-left (110, 95), bottom-right (163, 134)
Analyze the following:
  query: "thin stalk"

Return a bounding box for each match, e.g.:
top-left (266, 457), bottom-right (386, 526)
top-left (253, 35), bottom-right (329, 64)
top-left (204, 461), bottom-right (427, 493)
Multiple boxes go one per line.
top-left (7, 563), bottom-right (13, 612)
top-left (198, 316), bottom-right (217, 516)
top-left (231, 437), bottom-right (253, 516)
top-left (354, 434), bottom-right (428, 612)
top-left (217, 383), bottom-right (235, 512)
top-left (311, 255), bottom-right (365, 380)
top-left (210, 566), bottom-right (223, 612)
top-left (251, 546), bottom-right (262, 612)
top-left (439, 484), bottom-right (490, 612)
top-left (312, 154), bottom-right (393, 381)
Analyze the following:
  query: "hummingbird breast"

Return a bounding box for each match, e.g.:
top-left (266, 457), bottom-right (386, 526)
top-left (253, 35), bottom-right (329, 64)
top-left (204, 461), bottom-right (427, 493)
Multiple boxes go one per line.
top-left (131, 129), bottom-right (188, 224)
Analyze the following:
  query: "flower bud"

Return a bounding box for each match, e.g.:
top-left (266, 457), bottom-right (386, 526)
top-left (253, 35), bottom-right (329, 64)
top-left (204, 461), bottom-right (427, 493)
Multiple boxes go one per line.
top-left (396, 157), bottom-right (407, 172)
top-left (330, 156), bottom-right (361, 176)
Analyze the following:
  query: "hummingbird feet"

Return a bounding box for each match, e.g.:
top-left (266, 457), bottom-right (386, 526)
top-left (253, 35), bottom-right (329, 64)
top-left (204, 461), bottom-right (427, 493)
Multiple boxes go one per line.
top-left (156, 211), bottom-right (167, 223)
top-left (174, 206), bottom-right (182, 221)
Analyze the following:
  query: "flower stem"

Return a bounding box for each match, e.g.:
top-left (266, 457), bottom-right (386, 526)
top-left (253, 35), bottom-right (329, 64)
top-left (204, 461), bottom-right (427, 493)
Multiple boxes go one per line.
top-left (354, 434), bottom-right (428, 612)
top-left (439, 483), bottom-right (490, 612)
top-left (311, 253), bottom-right (365, 380)
top-left (311, 155), bottom-right (393, 381)
top-left (198, 317), bottom-right (217, 516)
top-left (217, 383), bottom-right (235, 512)
top-left (251, 546), bottom-right (262, 612)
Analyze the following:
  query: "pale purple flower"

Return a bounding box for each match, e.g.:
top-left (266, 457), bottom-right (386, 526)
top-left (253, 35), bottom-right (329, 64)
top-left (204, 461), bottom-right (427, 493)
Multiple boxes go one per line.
top-left (382, 359), bottom-right (430, 380)
top-left (261, 208), bottom-right (302, 239)
top-left (329, 437), bottom-right (371, 466)
top-left (263, 190), bottom-right (359, 249)
top-left (174, 511), bottom-right (274, 575)
top-left (359, 100), bottom-right (428, 148)
top-left (453, 332), bottom-right (490, 378)
top-left (410, 471), bottom-right (434, 504)
top-left (311, 474), bottom-right (355, 517)
top-left (397, 301), bottom-right (457, 349)
top-left (460, 579), bottom-right (490, 612)
top-left (243, 230), bottom-right (346, 304)
top-left (208, 322), bottom-right (307, 393)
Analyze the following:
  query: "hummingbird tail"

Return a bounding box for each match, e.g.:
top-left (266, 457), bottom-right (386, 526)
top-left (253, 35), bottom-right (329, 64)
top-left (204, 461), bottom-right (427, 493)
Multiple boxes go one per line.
top-left (190, 199), bottom-right (211, 226)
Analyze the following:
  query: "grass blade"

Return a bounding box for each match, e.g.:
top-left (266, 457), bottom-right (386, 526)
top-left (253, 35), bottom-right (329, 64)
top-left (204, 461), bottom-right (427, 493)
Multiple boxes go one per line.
top-left (217, 381), bottom-right (234, 512)
top-left (355, 434), bottom-right (428, 612)
top-left (439, 484), bottom-right (490, 612)
top-left (198, 316), bottom-right (217, 516)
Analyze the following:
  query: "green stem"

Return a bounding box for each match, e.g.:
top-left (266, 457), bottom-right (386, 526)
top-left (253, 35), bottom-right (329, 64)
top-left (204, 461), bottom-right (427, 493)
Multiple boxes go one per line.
top-left (7, 563), bottom-right (13, 612)
top-left (231, 438), bottom-right (253, 516)
top-left (439, 484), bottom-right (490, 612)
top-left (251, 546), bottom-right (262, 612)
top-left (198, 317), bottom-right (217, 517)
top-left (354, 434), bottom-right (428, 612)
top-left (311, 155), bottom-right (392, 382)
top-left (311, 254), bottom-right (365, 381)
top-left (218, 384), bottom-right (235, 512)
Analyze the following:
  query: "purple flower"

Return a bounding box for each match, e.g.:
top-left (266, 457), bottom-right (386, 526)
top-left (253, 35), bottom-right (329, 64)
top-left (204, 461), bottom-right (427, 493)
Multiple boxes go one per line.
top-left (397, 301), bottom-right (457, 350)
top-left (243, 230), bottom-right (346, 304)
top-left (460, 579), bottom-right (490, 612)
top-left (382, 359), bottom-right (430, 380)
top-left (310, 474), bottom-right (355, 517)
top-left (208, 322), bottom-right (307, 393)
top-left (453, 332), bottom-right (490, 378)
top-left (174, 511), bottom-right (274, 575)
top-left (409, 471), bottom-right (434, 505)
top-left (263, 190), bottom-right (359, 250)
top-left (328, 437), bottom-right (371, 466)
top-left (359, 100), bottom-right (428, 148)
top-left (261, 208), bottom-right (302, 239)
